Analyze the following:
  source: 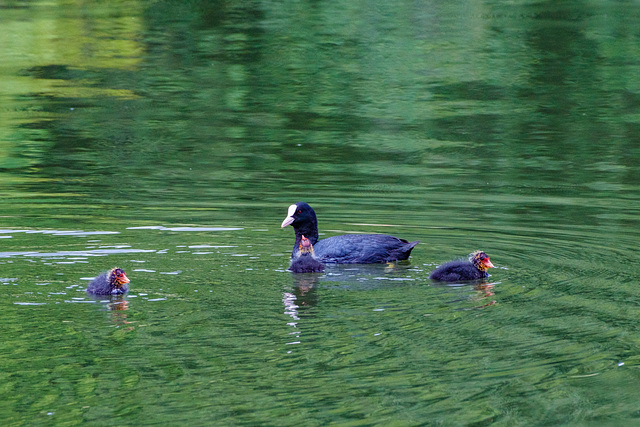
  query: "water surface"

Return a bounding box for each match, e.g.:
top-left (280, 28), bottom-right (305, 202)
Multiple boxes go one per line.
top-left (2, 0), bottom-right (640, 425)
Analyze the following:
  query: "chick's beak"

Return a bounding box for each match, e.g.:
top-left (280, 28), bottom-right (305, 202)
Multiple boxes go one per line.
top-left (119, 274), bottom-right (130, 284)
top-left (281, 216), bottom-right (294, 228)
top-left (484, 259), bottom-right (495, 269)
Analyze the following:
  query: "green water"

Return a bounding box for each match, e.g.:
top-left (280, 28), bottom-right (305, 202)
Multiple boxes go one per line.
top-left (2, 0), bottom-right (640, 425)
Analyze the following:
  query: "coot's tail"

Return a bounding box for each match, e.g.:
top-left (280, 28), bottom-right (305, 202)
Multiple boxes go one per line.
top-left (396, 240), bottom-right (420, 260)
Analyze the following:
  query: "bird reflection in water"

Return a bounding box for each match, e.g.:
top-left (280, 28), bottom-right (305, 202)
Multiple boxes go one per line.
top-left (291, 274), bottom-right (321, 307)
top-left (283, 274), bottom-right (321, 320)
top-left (106, 294), bottom-right (135, 331)
top-left (282, 274), bottom-right (321, 348)
top-left (471, 281), bottom-right (497, 309)
top-left (108, 295), bottom-right (129, 311)
top-left (433, 279), bottom-right (498, 310)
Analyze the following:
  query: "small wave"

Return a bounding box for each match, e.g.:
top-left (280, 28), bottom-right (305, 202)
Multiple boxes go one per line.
top-left (127, 226), bottom-right (243, 232)
top-left (189, 245), bottom-right (237, 248)
top-left (0, 249), bottom-right (156, 258)
top-left (0, 229), bottom-right (119, 236)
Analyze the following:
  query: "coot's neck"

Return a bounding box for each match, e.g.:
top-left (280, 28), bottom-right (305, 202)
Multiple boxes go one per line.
top-left (471, 260), bottom-right (489, 278)
top-left (299, 244), bottom-right (314, 255)
top-left (292, 219), bottom-right (319, 254)
top-left (471, 260), bottom-right (488, 272)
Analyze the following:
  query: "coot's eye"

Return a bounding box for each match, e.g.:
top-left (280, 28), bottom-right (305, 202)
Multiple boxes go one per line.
top-left (297, 209), bottom-right (301, 214)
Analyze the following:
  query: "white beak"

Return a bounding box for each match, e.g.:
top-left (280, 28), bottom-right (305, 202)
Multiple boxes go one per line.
top-left (281, 216), bottom-right (294, 228)
top-left (281, 204), bottom-right (297, 228)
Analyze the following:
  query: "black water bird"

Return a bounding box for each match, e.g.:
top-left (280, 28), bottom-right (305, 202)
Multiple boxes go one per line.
top-left (86, 267), bottom-right (130, 295)
top-left (289, 235), bottom-right (325, 273)
top-left (281, 202), bottom-right (419, 264)
top-left (429, 251), bottom-right (495, 282)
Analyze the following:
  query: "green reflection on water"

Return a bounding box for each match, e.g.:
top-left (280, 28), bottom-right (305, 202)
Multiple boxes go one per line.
top-left (2, 0), bottom-right (640, 425)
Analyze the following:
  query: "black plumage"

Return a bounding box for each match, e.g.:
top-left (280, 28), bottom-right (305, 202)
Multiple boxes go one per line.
top-left (86, 267), bottom-right (130, 295)
top-left (429, 251), bottom-right (495, 282)
top-left (281, 202), bottom-right (419, 264)
top-left (289, 235), bottom-right (325, 273)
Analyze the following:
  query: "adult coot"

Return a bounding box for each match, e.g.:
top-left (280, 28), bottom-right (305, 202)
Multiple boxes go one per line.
top-left (86, 267), bottom-right (130, 295)
top-left (289, 235), bottom-right (325, 273)
top-left (281, 202), bottom-right (419, 264)
top-left (429, 251), bottom-right (494, 282)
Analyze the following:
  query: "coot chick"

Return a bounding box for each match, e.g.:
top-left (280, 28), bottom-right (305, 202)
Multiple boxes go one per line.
top-left (86, 267), bottom-right (130, 295)
top-left (281, 202), bottom-right (419, 264)
top-left (429, 251), bottom-right (495, 282)
top-left (289, 236), bottom-right (325, 273)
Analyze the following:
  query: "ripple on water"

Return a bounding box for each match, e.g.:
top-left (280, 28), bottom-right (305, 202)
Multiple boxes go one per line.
top-left (0, 249), bottom-right (157, 258)
top-left (127, 226), bottom-right (243, 231)
top-left (0, 229), bottom-right (120, 236)
top-left (189, 245), bottom-right (237, 248)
